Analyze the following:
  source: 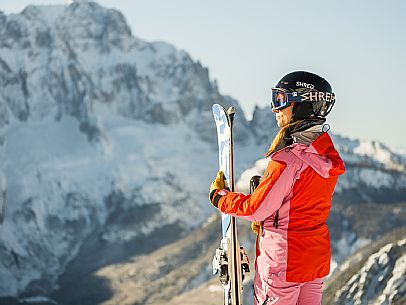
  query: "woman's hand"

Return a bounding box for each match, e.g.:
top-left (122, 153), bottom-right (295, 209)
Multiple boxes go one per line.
top-left (209, 171), bottom-right (226, 203)
top-left (251, 221), bottom-right (262, 236)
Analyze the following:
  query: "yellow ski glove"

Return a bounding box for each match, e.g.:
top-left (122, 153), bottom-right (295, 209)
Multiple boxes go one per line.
top-left (251, 221), bottom-right (262, 236)
top-left (209, 171), bottom-right (226, 203)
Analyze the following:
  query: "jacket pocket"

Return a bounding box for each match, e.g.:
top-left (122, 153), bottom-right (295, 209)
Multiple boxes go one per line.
top-left (254, 282), bottom-right (269, 305)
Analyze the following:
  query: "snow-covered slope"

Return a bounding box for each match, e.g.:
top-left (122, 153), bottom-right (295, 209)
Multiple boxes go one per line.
top-left (323, 228), bottom-right (406, 305)
top-left (1, 115), bottom-right (215, 296)
top-left (0, 1), bottom-right (256, 298)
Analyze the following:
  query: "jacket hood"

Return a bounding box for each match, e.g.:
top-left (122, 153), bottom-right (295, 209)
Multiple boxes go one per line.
top-left (277, 131), bottom-right (345, 178)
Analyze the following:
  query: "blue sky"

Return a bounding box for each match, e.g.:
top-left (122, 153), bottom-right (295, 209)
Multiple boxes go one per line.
top-left (3, 0), bottom-right (406, 151)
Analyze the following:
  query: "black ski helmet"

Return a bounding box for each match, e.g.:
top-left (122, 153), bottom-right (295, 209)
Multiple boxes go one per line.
top-left (273, 71), bottom-right (335, 120)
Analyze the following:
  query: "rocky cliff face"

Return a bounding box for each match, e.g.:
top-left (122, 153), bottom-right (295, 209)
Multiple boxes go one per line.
top-left (0, 2), bottom-right (252, 137)
top-left (323, 228), bottom-right (406, 305)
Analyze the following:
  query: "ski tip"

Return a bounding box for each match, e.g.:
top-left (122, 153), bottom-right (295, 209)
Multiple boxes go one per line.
top-left (212, 104), bottom-right (223, 110)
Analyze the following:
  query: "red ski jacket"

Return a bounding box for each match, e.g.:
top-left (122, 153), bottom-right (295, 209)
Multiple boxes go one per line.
top-left (213, 131), bottom-right (345, 283)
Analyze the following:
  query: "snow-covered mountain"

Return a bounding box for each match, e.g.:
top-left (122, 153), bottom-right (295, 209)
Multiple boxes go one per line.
top-left (0, 1), bottom-right (250, 142)
top-left (0, 1), bottom-right (405, 304)
top-left (0, 1), bottom-right (255, 300)
top-left (323, 228), bottom-right (406, 305)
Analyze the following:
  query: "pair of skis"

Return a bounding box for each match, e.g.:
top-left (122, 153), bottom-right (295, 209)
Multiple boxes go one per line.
top-left (212, 104), bottom-right (249, 305)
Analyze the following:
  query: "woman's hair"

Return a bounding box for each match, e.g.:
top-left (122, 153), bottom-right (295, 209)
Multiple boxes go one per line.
top-left (265, 119), bottom-right (305, 157)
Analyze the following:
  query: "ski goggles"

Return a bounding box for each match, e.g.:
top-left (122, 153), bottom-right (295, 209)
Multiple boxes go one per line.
top-left (270, 88), bottom-right (302, 110)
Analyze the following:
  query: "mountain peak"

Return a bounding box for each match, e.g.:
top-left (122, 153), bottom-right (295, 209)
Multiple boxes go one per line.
top-left (0, 1), bottom-right (232, 137)
top-left (21, 5), bottom-right (65, 25)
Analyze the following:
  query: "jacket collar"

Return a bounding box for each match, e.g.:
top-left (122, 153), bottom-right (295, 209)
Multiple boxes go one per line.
top-left (270, 118), bottom-right (326, 155)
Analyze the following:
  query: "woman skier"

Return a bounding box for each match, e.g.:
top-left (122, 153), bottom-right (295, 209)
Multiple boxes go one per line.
top-left (209, 71), bottom-right (345, 305)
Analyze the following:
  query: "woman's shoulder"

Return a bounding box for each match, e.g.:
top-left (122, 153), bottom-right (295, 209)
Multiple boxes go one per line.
top-left (268, 146), bottom-right (304, 167)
